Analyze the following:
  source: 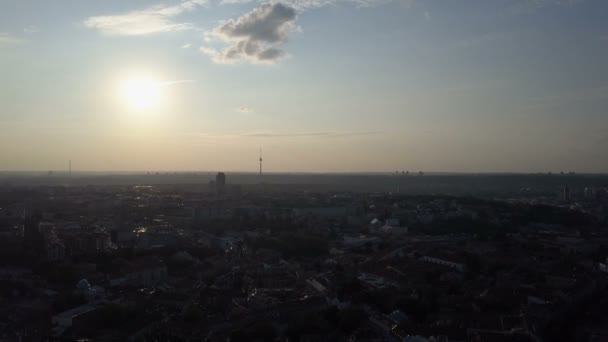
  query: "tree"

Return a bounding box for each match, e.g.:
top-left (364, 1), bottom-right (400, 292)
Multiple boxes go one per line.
top-left (230, 320), bottom-right (276, 342)
top-left (182, 304), bottom-right (204, 323)
top-left (465, 253), bottom-right (482, 274)
top-left (338, 307), bottom-right (368, 333)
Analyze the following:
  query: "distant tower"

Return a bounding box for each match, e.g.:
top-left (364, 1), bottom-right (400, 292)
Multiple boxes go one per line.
top-left (259, 148), bottom-right (263, 176)
top-left (68, 160), bottom-right (71, 175)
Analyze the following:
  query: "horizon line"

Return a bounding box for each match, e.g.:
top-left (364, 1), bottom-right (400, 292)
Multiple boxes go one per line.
top-left (0, 170), bottom-right (606, 176)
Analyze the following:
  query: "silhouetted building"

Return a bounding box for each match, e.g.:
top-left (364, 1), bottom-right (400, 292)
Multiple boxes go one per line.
top-left (584, 187), bottom-right (594, 199)
top-left (562, 186), bottom-right (570, 202)
top-left (24, 209), bottom-right (43, 242)
top-left (216, 172), bottom-right (226, 196)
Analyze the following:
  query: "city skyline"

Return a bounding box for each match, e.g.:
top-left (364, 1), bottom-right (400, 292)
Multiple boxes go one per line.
top-left (2, 0), bottom-right (608, 173)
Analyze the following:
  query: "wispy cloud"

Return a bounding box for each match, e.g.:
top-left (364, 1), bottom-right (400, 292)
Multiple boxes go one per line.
top-left (202, 3), bottom-right (297, 64)
top-left (263, 0), bottom-right (336, 11)
top-left (221, 0), bottom-right (255, 4)
top-left (242, 131), bottom-right (381, 138)
top-left (160, 130), bottom-right (382, 147)
top-left (159, 79), bottom-right (196, 86)
top-left (0, 32), bottom-right (22, 47)
top-left (23, 25), bottom-right (39, 34)
top-left (84, 0), bottom-right (206, 36)
top-left (235, 106), bottom-right (254, 113)
top-left (350, 0), bottom-right (393, 8)
top-left (181, 43), bottom-right (192, 48)
top-left (263, 0), bottom-right (400, 11)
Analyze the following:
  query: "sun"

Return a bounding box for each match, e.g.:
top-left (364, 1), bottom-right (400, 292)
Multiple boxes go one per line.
top-left (120, 77), bottom-right (162, 110)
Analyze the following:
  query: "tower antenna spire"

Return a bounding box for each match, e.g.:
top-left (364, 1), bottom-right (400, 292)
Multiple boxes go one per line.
top-left (259, 148), bottom-right (263, 176)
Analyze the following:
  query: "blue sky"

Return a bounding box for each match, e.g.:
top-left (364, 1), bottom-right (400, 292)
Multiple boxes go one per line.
top-left (1, 0), bottom-right (607, 172)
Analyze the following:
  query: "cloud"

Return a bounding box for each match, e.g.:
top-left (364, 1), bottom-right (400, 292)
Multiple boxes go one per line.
top-left (349, 0), bottom-right (393, 8)
top-left (23, 25), bottom-right (39, 34)
top-left (168, 131), bottom-right (381, 146)
top-left (201, 3), bottom-right (297, 64)
top-left (84, 0), bottom-right (206, 36)
top-left (262, 0), bottom-right (399, 11)
top-left (159, 79), bottom-right (196, 86)
top-left (235, 106), bottom-right (254, 113)
top-left (263, 0), bottom-right (337, 11)
top-left (181, 43), bottom-right (192, 48)
top-left (205, 0), bottom-right (398, 63)
top-left (221, 0), bottom-right (255, 4)
top-left (242, 131), bottom-right (381, 138)
top-left (0, 33), bottom-right (22, 47)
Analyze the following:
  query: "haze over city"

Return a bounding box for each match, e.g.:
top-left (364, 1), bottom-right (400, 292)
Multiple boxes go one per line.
top-left (1, 0), bottom-right (608, 173)
top-left (4, 2), bottom-right (608, 341)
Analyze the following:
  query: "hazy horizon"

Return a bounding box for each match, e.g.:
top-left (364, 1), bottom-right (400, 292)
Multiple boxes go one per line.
top-left (2, 0), bottom-right (608, 173)
top-left (1, 169), bottom-right (605, 176)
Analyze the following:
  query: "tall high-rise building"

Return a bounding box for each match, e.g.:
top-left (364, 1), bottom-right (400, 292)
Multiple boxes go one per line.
top-left (216, 172), bottom-right (226, 196)
top-left (562, 186), bottom-right (570, 202)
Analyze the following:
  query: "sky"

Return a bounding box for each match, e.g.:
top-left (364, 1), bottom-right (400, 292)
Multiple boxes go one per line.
top-left (0, 0), bottom-right (607, 173)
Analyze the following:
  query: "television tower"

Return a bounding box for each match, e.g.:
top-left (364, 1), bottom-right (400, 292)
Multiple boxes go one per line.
top-left (259, 148), bottom-right (263, 176)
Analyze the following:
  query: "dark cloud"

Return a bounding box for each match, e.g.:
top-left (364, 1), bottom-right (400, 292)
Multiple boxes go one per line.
top-left (217, 3), bottom-right (296, 42)
top-left (201, 3), bottom-right (297, 64)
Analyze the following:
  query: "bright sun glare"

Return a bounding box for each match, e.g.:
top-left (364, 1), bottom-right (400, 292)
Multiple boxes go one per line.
top-left (120, 77), bottom-right (162, 110)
